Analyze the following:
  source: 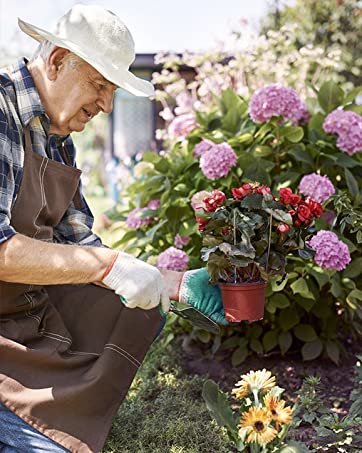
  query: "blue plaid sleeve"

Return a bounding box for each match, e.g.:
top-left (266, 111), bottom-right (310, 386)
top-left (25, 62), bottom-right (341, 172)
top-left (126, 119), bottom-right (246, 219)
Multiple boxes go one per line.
top-left (53, 177), bottom-right (105, 247)
top-left (0, 108), bottom-right (18, 245)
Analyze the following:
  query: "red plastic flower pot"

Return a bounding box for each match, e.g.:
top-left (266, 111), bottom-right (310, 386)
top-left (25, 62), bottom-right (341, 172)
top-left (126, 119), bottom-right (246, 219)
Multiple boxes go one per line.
top-left (218, 281), bottom-right (266, 322)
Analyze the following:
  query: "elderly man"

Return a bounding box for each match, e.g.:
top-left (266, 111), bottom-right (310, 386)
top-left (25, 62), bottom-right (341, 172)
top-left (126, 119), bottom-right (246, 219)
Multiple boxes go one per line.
top-left (0, 5), bottom-right (228, 453)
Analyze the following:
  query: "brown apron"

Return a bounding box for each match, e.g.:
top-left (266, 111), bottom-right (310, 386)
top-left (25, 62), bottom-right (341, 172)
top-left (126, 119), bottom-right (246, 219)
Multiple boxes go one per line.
top-left (0, 126), bottom-right (164, 452)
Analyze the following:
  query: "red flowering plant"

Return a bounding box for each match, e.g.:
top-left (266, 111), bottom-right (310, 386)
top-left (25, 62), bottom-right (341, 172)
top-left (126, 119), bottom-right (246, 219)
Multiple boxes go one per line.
top-left (196, 182), bottom-right (323, 284)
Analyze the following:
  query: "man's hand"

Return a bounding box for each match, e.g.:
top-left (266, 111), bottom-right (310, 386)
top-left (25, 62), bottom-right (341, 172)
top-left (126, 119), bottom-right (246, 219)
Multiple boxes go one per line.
top-left (178, 268), bottom-right (230, 326)
top-left (102, 252), bottom-right (170, 313)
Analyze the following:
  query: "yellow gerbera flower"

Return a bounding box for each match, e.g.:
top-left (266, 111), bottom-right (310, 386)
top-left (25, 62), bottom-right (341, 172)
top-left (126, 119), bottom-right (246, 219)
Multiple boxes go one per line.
top-left (239, 406), bottom-right (278, 445)
top-left (264, 394), bottom-right (293, 429)
top-left (232, 369), bottom-right (276, 399)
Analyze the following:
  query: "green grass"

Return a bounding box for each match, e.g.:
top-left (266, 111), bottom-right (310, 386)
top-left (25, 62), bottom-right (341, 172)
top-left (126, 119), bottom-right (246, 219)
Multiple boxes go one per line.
top-left (102, 334), bottom-right (231, 453)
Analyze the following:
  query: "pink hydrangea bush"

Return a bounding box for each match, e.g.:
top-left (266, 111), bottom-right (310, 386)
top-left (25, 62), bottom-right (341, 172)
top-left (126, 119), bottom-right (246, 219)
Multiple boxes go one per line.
top-left (307, 230), bottom-right (351, 271)
top-left (157, 247), bottom-right (189, 271)
top-left (199, 142), bottom-right (237, 180)
top-left (249, 84), bottom-right (309, 125)
top-left (298, 173), bottom-right (336, 203)
top-left (168, 113), bottom-right (197, 140)
top-left (323, 109), bottom-right (362, 156)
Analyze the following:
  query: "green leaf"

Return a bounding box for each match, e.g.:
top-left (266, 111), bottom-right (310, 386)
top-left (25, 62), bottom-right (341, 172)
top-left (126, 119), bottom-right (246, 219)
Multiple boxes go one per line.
top-left (279, 126), bottom-right (304, 143)
top-left (202, 380), bottom-right (239, 435)
top-left (344, 168), bottom-right (359, 198)
top-left (326, 341), bottom-right (340, 365)
top-left (301, 338), bottom-right (323, 361)
top-left (270, 293), bottom-right (290, 309)
top-left (344, 86), bottom-right (362, 104)
top-left (318, 81), bottom-right (344, 113)
top-left (250, 338), bottom-right (263, 354)
top-left (279, 308), bottom-right (300, 332)
top-left (262, 330), bottom-right (279, 352)
top-left (287, 145), bottom-right (314, 166)
top-left (265, 208), bottom-right (293, 225)
top-left (278, 331), bottom-right (293, 355)
top-left (231, 346), bottom-right (248, 366)
top-left (290, 278), bottom-right (315, 300)
top-left (277, 441), bottom-right (311, 453)
top-left (293, 324), bottom-right (318, 342)
top-left (343, 257), bottom-right (362, 279)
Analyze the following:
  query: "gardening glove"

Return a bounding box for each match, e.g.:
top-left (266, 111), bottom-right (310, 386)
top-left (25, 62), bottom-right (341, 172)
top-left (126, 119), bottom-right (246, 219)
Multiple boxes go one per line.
top-left (102, 252), bottom-right (170, 313)
top-left (178, 268), bottom-right (230, 326)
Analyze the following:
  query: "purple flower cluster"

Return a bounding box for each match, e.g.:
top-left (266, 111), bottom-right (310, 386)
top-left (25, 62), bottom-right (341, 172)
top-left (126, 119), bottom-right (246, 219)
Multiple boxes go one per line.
top-left (174, 234), bottom-right (191, 249)
top-left (157, 246), bottom-right (189, 271)
top-left (168, 113), bottom-right (197, 140)
top-left (323, 109), bottom-right (362, 156)
top-left (193, 139), bottom-right (215, 157)
top-left (126, 199), bottom-right (160, 229)
top-left (249, 84), bottom-right (309, 125)
top-left (126, 208), bottom-right (153, 229)
top-left (298, 173), bottom-right (335, 203)
top-left (199, 142), bottom-right (237, 180)
top-left (307, 230), bottom-right (351, 271)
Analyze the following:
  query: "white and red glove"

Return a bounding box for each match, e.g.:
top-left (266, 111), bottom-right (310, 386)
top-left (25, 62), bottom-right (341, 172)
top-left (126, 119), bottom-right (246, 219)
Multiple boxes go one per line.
top-left (102, 252), bottom-right (170, 313)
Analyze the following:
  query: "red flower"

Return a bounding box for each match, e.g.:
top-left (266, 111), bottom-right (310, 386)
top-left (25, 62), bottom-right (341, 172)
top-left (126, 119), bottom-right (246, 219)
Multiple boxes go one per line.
top-left (232, 183), bottom-right (252, 199)
top-left (255, 185), bottom-right (271, 196)
top-left (279, 188), bottom-right (301, 206)
top-left (297, 202), bottom-right (313, 223)
top-left (277, 223), bottom-right (290, 233)
top-left (203, 190), bottom-right (226, 212)
top-left (305, 197), bottom-right (323, 218)
top-left (195, 217), bottom-right (208, 226)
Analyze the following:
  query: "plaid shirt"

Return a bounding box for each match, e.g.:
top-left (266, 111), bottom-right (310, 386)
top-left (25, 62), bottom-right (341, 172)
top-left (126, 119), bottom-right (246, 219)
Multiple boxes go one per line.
top-left (0, 59), bottom-right (103, 247)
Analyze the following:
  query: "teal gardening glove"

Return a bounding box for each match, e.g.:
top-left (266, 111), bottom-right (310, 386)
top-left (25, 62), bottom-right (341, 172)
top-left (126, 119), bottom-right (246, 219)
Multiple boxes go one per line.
top-left (178, 268), bottom-right (231, 326)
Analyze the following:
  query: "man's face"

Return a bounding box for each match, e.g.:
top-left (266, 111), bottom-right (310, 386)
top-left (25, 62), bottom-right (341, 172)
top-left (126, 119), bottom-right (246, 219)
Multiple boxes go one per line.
top-left (45, 51), bottom-right (118, 135)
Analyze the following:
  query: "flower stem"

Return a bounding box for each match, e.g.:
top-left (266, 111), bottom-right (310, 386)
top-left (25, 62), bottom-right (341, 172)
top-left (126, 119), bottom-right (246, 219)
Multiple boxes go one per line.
top-left (233, 209), bottom-right (237, 283)
top-left (266, 212), bottom-right (273, 274)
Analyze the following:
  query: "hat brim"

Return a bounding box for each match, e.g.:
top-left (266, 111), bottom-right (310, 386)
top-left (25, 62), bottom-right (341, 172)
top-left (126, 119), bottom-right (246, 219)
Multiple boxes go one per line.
top-left (18, 17), bottom-right (155, 97)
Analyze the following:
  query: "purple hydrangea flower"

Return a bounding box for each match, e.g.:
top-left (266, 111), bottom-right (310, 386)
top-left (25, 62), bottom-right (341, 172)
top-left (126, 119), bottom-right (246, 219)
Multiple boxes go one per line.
top-left (126, 207), bottom-right (154, 229)
top-left (199, 142), bottom-right (237, 180)
top-left (249, 84), bottom-right (309, 125)
top-left (307, 230), bottom-right (351, 271)
top-left (168, 113), bottom-right (197, 140)
top-left (147, 199), bottom-right (161, 210)
top-left (193, 139), bottom-right (215, 157)
top-left (157, 246), bottom-right (189, 271)
top-left (174, 234), bottom-right (191, 249)
top-left (298, 173), bottom-right (336, 203)
top-left (323, 109), bottom-right (362, 156)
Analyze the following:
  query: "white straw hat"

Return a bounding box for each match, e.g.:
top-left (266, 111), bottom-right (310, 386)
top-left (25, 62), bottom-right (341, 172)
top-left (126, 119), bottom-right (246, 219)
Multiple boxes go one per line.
top-left (18, 4), bottom-right (155, 97)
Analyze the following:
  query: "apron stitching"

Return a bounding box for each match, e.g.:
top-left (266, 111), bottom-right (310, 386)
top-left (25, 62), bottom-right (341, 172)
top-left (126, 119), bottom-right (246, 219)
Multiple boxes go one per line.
top-left (40, 332), bottom-right (72, 345)
top-left (32, 157), bottom-right (48, 239)
top-left (104, 343), bottom-right (141, 366)
top-left (23, 293), bottom-right (42, 323)
top-left (67, 350), bottom-right (101, 356)
top-left (103, 346), bottom-right (140, 368)
top-left (38, 330), bottom-right (72, 344)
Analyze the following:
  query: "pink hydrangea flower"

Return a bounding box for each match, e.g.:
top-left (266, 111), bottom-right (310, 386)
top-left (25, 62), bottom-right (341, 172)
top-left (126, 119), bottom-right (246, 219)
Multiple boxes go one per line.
top-left (323, 109), bottom-right (362, 156)
top-left (298, 173), bottom-right (335, 203)
top-left (307, 230), bottom-right (351, 271)
top-left (147, 199), bottom-right (161, 210)
top-left (191, 190), bottom-right (212, 210)
top-left (168, 113), bottom-right (197, 140)
top-left (199, 142), bottom-right (237, 180)
top-left (193, 139), bottom-right (215, 157)
top-left (249, 84), bottom-right (309, 125)
top-left (174, 234), bottom-right (191, 249)
top-left (126, 207), bottom-right (154, 229)
top-left (157, 246), bottom-right (189, 271)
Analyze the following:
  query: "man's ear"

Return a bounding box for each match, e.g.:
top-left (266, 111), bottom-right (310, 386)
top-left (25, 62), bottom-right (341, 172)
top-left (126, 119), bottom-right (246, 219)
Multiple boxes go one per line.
top-left (45, 47), bottom-right (70, 81)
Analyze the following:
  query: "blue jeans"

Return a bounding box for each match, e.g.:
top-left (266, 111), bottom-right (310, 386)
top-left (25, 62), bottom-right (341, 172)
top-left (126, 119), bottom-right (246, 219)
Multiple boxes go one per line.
top-left (0, 403), bottom-right (70, 452)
